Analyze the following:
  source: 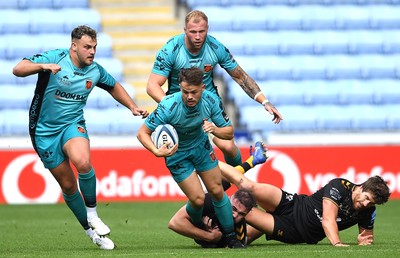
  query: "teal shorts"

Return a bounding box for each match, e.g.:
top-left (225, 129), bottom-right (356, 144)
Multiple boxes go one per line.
top-left (32, 122), bottom-right (89, 169)
top-left (166, 138), bottom-right (218, 183)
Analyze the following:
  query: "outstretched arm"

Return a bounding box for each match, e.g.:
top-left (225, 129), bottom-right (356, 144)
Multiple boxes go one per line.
top-left (108, 82), bottom-right (149, 118)
top-left (13, 59), bottom-right (61, 77)
top-left (321, 199), bottom-right (349, 247)
top-left (168, 206), bottom-right (222, 242)
top-left (227, 65), bottom-right (283, 124)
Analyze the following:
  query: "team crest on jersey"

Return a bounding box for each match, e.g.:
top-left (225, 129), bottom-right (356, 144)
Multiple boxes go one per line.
top-left (209, 151), bottom-right (216, 161)
top-left (85, 79), bottom-right (93, 89)
top-left (204, 64), bottom-right (213, 73)
top-left (77, 126), bottom-right (86, 133)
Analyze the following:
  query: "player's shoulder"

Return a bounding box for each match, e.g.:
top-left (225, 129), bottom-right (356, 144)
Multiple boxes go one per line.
top-left (159, 93), bottom-right (181, 111)
top-left (202, 90), bottom-right (220, 104)
top-left (164, 34), bottom-right (185, 48)
top-left (38, 48), bottom-right (69, 61)
top-left (332, 178), bottom-right (354, 189)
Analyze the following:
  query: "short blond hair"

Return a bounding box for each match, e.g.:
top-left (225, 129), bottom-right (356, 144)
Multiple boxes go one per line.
top-left (185, 10), bottom-right (208, 25)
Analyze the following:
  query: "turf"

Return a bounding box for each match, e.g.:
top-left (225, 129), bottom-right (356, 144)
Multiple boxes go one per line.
top-left (0, 200), bottom-right (399, 258)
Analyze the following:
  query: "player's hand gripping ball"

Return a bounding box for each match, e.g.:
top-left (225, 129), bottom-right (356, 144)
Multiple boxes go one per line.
top-left (151, 124), bottom-right (179, 149)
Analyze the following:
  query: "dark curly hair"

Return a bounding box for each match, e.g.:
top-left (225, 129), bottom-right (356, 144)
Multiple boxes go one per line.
top-left (361, 175), bottom-right (391, 204)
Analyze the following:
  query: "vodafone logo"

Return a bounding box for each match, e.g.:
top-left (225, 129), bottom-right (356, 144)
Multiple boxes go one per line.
top-left (245, 150), bottom-right (301, 193)
top-left (2, 154), bottom-right (60, 204)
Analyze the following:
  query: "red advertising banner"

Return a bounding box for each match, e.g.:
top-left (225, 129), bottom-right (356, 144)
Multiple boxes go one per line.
top-left (0, 145), bottom-right (399, 204)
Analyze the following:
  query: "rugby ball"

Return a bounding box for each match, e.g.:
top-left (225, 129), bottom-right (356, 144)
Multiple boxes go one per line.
top-left (151, 124), bottom-right (179, 149)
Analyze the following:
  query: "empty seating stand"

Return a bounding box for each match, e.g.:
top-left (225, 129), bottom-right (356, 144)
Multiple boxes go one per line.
top-left (0, 0), bottom-right (140, 137)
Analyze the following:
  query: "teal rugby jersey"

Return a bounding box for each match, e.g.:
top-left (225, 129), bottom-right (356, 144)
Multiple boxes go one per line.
top-left (151, 34), bottom-right (237, 96)
top-left (26, 49), bottom-right (116, 136)
top-left (145, 90), bottom-right (231, 151)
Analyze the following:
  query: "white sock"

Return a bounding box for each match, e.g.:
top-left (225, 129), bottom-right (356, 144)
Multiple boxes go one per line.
top-left (86, 228), bottom-right (95, 238)
top-left (87, 207), bottom-right (98, 220)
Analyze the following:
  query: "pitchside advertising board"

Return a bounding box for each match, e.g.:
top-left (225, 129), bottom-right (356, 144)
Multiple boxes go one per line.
top-left (0, 145), bottom-right (399, 204)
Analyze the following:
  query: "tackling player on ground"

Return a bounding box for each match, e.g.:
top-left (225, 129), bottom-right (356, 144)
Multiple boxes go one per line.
top-left (219, 155), bottom-right (391, 246)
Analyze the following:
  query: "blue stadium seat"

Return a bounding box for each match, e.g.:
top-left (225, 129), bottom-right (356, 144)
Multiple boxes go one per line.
top-left (257, 6), bottom-right (303, 30)
top-left (337, 80), bottom-right (374, 105)
top-left (334, 5), bottom-right (371, 29)
top-left (381, 30), bottom-right (400, 54)
top-left (108, 108), bottom-right (144, 134)
top-left (208, 32), bottom-right (247, 55)
top-left (325, 55), bottom-right (364, 79)
top-left (289, 56), bottom-right (327, 80)
top-left (315, 105), bottom-right (353, 131)
top-left (29, 9), bottom-right (65, 33)
top-left (95, 58), bottom-right (124, 82)
top-left (312, 31), bottom-right (349, 54)
top-left (346, 30), bottom-right (384, 54)
top-left (0, 60), bottom-right (18, 84)
top-left (0, 38), bottom-right (6, 59)
top-left (96, 83), bottom-right (136, 109)
top-left (0, 10), bottom-right (30, 34)
top-left (0, 8), bottom-right (101, 34)
top-left (371, 80), bottom-right (400, 104)
top-left (0, 85), bottom-right (34, 110)
top-left (38, 33), bottom-right (113, 58)
top-left (0, 0), bottom-right (19, 9)
top-left (63, 8), bottom-right (102, 33)
top-left (0, 0), bottom-right (88, 9)
top-left (1, 109), bottom-right (28, 136)
top-left (275, 31), bottom-right (315, 55)
top-left (386, 105), bottom-right (400, 130)
top-left (351, 104), bottom-right (388, 130)
top-left (358, 55), bottom-right (400, 79)
top-left (18, 0), bottom-right (53, 9)
top-left (195, 6), bottom-right (234, 31)
top-left (52, 0), bottom-right (88, 8)
top-left (304, 80), bottom-right (342, 105)
top-left (84, 108), bottom-right (112, 134)
top-left (5, 34), bottom-right (43, 59)
top-left (260, 80), bottom-right (307, 105)
top-left (369, 5), bottom-right (400, 29)
top-left (240, 106), bottom-right (284, 133)
top-left (277, 105), bottom-right (318, 131)
top-left (300, 5), bottom-right (337, 30)
top-left (85, 107), bottom-right (143, 135)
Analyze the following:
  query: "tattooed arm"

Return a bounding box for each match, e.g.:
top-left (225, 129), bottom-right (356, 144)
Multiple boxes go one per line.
top-left (227, 65), bottom-right (283, 124)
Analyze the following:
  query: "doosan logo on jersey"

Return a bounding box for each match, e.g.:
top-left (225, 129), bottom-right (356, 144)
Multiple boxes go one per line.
top-left (55, 90), bottom-right (87, 101)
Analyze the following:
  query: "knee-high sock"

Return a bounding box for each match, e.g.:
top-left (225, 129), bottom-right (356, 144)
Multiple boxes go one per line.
top-left (63, 190), bottom-right (89, 230)
top-left (224, 148), bottom-right (242, 167)
top-left (78, 168), bottom-right (96, 208)
top-left (235, 161), bottom-right (252, 174)
top-left (186, 201), bottom-right (204, 228)
top-left (212, 193), bottom-right (234, 235)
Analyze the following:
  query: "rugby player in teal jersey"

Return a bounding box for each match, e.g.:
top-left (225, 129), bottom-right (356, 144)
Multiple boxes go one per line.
top-left (146, 10), bottom-right (283, 169)
top-left (138, 67), bottom-right (245, 248)
top-left (13, 25), bottom-right (149, 250)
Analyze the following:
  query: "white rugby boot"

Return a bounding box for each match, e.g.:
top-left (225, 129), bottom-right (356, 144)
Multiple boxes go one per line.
top-left (87, 229), bottom-right (115, 250)
top-left (88, 216), bottom-right (111, 236)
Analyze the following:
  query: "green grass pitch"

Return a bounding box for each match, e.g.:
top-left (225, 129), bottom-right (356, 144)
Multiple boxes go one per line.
top-left (0, 200), bottom-right (399, 257)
